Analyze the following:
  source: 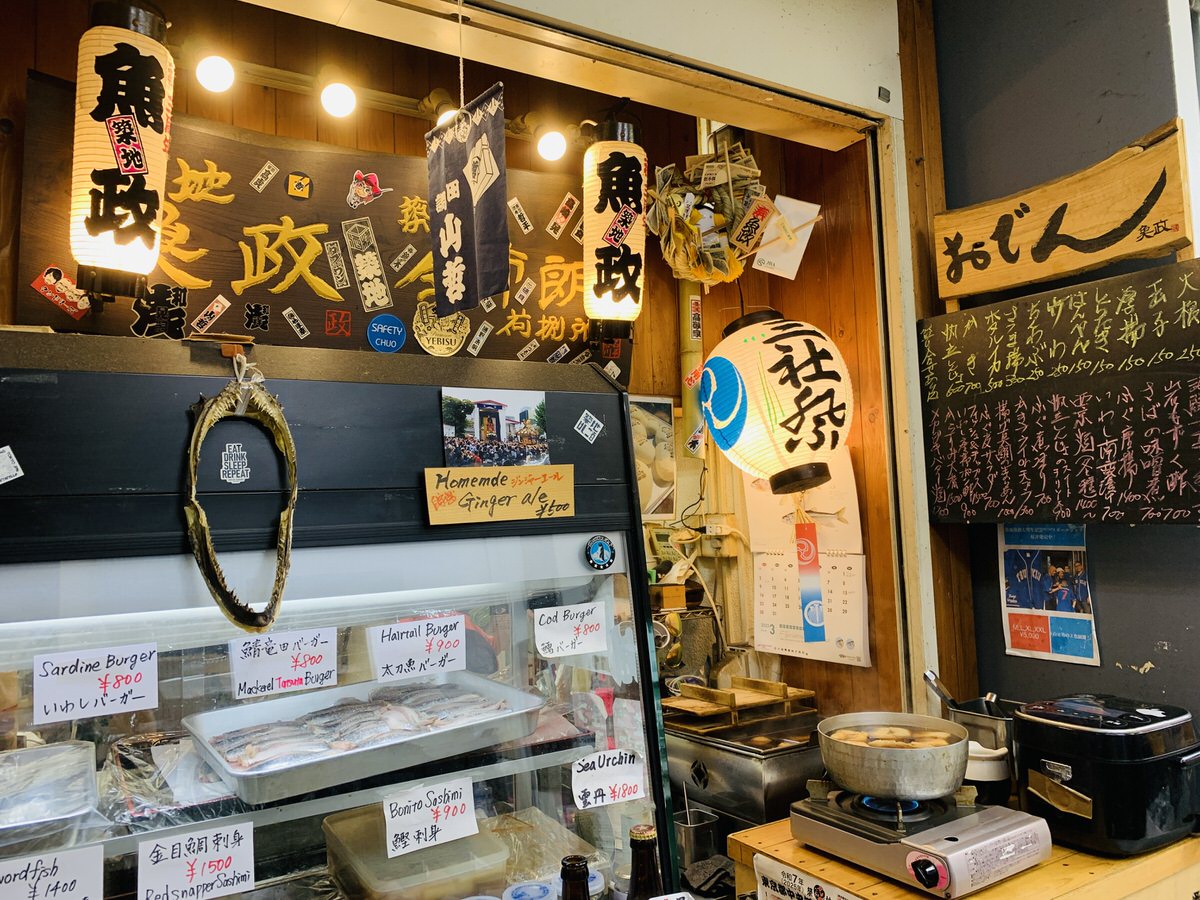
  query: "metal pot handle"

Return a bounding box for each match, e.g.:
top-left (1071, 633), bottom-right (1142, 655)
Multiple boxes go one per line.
top-left (1179, 747), bottom-right (1200, 768)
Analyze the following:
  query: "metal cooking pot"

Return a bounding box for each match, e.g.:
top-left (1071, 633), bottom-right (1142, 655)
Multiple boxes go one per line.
top-left (817, 712), bottom-right (969, 800)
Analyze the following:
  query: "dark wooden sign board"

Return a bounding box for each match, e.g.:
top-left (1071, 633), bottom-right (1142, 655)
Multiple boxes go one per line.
top-left (17, 75), bottom-right (632, 379)
top-left (920, 258), bottom-right (1200, 523)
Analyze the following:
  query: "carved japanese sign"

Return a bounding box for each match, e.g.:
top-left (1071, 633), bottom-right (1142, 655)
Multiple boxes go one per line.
top-left (934, 119), bottom-right (1192, 300)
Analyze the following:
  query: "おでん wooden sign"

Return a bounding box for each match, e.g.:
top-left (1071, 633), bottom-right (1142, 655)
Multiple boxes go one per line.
top-left (424, 464), bottom-right (574, 525)
top-left (934, 119), bottom-right (1192, 300)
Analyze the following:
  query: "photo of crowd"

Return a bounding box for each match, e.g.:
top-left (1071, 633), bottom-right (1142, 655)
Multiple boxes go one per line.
top-left (441, 387), bottom-right (552, 468)
top-left (1003, 549), bottom-right (1091, 613)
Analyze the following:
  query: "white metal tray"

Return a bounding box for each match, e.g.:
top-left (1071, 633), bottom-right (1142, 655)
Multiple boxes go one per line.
top-left (183, 671), bottom-right (543, 804)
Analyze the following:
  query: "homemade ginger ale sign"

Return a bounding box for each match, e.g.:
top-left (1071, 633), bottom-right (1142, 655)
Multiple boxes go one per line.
top-left (424, 464), bottom-right (574, 524)
top-left (934, 119), bottom-right (1191, 299)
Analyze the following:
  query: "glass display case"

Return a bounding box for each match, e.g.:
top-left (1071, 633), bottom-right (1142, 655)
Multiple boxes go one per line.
top-left (0, 333), bottom-right (673, 898)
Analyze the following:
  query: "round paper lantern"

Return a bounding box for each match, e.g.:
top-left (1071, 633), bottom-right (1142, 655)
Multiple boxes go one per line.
top-left (69, 1), bottom-right (175, 298)
top-left (700, 309), bottom-right (854, 493)
top-left (582, 119), bottom-right (647, 324)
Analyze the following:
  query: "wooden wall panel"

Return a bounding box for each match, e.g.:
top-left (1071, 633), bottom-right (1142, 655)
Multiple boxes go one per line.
top-left (696, 134), bottom-right (903, 715)
top-left (897, 0), bottom-right (977, 701)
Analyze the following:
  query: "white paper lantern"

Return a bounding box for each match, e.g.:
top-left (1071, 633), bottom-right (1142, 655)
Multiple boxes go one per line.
top-left (582, 134), bottom-right (647, 323)
top-left (700, 309), bottom-right (854, 493)
top-left (69, 5), bottom-right (175, 294)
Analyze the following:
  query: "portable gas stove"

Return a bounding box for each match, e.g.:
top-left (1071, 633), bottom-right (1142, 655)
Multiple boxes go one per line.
top-left (790, 780), bottom-right (1050, 898)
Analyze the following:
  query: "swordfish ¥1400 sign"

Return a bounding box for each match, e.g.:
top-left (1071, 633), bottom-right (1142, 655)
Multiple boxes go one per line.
top-left (425, 83), bottom-right (510, 317)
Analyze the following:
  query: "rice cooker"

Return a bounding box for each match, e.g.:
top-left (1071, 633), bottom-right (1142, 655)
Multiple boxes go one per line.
top-left (1014, 694), bottom-right (1200, 855)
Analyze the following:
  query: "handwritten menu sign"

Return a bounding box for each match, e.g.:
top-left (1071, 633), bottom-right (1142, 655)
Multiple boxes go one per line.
top-left (934, 119), bottom-right (1190, 299)
top-left (137, 823), bottom-right (254, 900)
top-left (535, 601), bottom-right (607, 657)
top-left (33, 642), bottom-right (158, 725)
top-left (229, 627), bottom-right (337, 700)
top-left (385, 776), bottom-right (477, 858)
top-left (0, 845), bottom-right (102, 900)
top-left (571, 749), bottom-right (645, 809)
top-left (920, 259), bottom-right (1200, 523)
top-left (424, 464), bottom-right (574, 525)
top-left (368, 615), bottom-right (466, 683)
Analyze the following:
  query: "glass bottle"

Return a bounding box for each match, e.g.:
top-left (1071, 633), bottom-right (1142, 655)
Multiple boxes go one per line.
top-left (626, 823), bottom-right (663, 900)
top-left (560, 854), bottom-right (592, 900)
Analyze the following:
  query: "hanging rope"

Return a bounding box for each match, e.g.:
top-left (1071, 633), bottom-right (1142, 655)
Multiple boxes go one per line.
top-left (457, 0), bottom-right (466, 111)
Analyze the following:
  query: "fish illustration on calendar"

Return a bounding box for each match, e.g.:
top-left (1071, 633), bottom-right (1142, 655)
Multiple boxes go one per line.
top-left (743, 448), bottom-right (871, 667)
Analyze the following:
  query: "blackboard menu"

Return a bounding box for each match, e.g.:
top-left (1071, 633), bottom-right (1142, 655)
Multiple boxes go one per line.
top-left (919, 259), bottom-right (1200, 523)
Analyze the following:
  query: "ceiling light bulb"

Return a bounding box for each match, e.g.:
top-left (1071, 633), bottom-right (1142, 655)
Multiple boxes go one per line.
top-left (437, 107), bottom-right (459, 127)
top-left (321, 82), bottom-right (356, 118)
top-left (537, 129), bottom-right (567, 161)
top-left (195, 55), bottom-right (235, 93)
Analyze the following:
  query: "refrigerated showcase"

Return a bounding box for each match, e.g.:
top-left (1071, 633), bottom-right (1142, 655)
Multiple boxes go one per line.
top-left (0, 332), bottom-right (674, 897)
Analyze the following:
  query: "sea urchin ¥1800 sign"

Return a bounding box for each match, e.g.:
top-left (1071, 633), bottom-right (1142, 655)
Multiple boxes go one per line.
top-left (700, 310), bottom-right (853, 494)
top-left (69, 7), bottom-right (175, 292)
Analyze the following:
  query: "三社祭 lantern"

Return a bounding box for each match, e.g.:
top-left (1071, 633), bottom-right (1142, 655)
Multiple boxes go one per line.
top-left (69, 1), bottom-right (175, 301)
top-left (700, 309), bottom-right (854, 493)
top-left (582, 118), bottom-right (647, 326)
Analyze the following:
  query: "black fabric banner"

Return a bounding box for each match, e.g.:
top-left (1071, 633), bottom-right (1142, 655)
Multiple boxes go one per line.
top-left (425, 82), bottom-right (510, 317)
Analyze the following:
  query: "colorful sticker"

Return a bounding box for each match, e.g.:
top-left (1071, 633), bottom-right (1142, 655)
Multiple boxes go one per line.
top-left (689, 294), bottom-right (702, 342)
top-left (568, 349), bottom-right (592, 366)
top-left (412, 300), bottom-right (469, 357)
top-left (685, 422), bottom-right (706, 455)
top-left (390, 244), bottom-right (417, 273)
top-left (0, 446), bottom-right (24, 485)
top-left (282, 306), bottom-right (310, 339)
top-left (466, 321), bottom-right (493, 356)
top-left (131, 285), bottom-right (187, 340)
top-left (684, 364), bottom-right (703, 389)
top-left (324, 240), bottom-right (352, 290)
top-left (513, 277), bottom-right (536, 306)
top-left (286, 171), bottom-right (312, 200)
top-left (546, 192), bottom-right (579, 239)
top-left (341, 217), bottom-right (394, 311)
top-left (31, 265), bottom-right (90, 320)
top-left (480, 296), bottom-right (497, 313)
top-left (250, 160), bottom-right (279, 192)
top-left (105, 114), bottom-right (147, 175)
top-left (574, 409), bottom-right (604, 444)
top-left (571, 216), bottom-right (585, 245)
top-left (517, 338), bottom-right (540, 361)
top-left (243, 302), bottom-right (270, 332)
top-left (367, 314), bottom-right (406, 353)
top-left (507, 197), bottom-right (534, 234)
top-left (603, 360), bottom-right (621, 380)
top-left (219, 443), bottom-right (251, 484)
top-left (603, 204), bottom-right (638, 248)
top-left (190, 294), bottom-right (230, 334)
top-left (547, 344), bottom-right (570, 364)
top-left (346, 169), bottom-right (393, 209)
top-left (325, 308), bottom-right (352, 337)
top-left (729, 195), bottom-right (777, 253)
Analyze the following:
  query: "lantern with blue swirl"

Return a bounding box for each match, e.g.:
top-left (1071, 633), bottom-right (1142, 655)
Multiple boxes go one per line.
top-left (699, 355), bottom-right (748, 451)
top-left (698, 308), bottom-right (854, 494)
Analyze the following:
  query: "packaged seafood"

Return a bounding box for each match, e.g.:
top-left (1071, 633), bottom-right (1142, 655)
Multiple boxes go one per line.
top-left (105, 732), bottom-right (242, 830)
top-left (0, 740), bottom-right (107, 853)
top-left (324, 803), bottom-right (508, 899)
top-left (184, 671), bottom-right (544, 804)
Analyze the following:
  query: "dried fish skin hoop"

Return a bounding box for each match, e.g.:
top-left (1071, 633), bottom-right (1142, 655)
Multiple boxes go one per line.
top-left (184, 378), bottom-right (298, 633)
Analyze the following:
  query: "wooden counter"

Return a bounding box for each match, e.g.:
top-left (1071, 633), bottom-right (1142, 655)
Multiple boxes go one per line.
top-left (729, 819), bottom-right (1200, 899)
